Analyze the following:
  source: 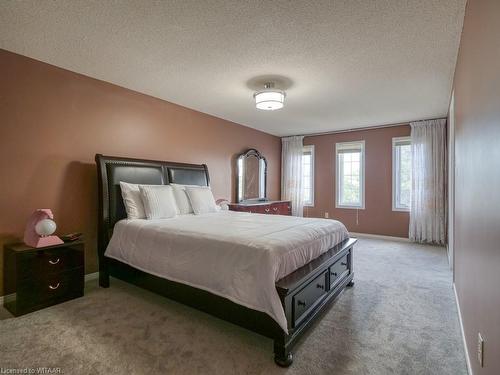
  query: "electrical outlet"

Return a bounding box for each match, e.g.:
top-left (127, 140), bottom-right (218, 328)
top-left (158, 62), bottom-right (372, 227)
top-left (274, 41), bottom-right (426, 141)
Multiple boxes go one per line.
top-left (477, 333), bottom-right (484, 367)
top-left (324, 212), bottom-right (329, 219)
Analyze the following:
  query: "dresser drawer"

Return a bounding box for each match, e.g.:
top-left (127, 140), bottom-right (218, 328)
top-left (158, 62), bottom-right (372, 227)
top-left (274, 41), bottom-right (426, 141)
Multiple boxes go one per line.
top-left (270, 202), bottom-right (292, 215)
top-left (254, 204), bottom-right (271, 214)
top-left (17, 246), bottom-right (83, 280)
top-left (228, 201), bottom-right (292, 216)
top-left (292, 270), bottom-right (328, 327)
top-left (329, 254), bottom-right (349, 289)
top-left (16, 268), bottom-right (84, 309)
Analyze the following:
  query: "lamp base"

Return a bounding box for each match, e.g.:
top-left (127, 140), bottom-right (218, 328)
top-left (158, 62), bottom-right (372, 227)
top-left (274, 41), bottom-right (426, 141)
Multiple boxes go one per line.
top-left (25, 235), bottom-right (64, 248)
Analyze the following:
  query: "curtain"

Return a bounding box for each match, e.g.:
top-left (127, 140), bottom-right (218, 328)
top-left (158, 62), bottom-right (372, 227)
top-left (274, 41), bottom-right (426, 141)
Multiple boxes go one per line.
top-left (281, 136), bottom-right (304, 216)
top-left (409, 119), bottom-right (447, 244)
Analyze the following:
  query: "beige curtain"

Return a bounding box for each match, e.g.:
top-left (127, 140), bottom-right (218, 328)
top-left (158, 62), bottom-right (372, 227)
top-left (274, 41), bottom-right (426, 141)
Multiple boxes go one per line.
top-left (409, 119), bottom-right (447, 244)
top-left (281, 136), bottom-right (304, 216)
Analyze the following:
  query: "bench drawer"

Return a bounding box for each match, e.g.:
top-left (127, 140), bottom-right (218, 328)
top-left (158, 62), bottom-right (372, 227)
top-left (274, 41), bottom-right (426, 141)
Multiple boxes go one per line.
top-left (292, 270), bottom-right (328, 327)
top-left (329, 254), bottom-right (349, 288)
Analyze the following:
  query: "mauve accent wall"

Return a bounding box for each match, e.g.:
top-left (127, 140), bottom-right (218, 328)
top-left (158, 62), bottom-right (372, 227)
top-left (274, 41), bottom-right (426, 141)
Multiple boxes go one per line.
top-left (0, 49), bottom-right (281, 294)
top-left (452, 0), bottom-right (500, 374)
top-left (304, 125), bottom-right (410, 237)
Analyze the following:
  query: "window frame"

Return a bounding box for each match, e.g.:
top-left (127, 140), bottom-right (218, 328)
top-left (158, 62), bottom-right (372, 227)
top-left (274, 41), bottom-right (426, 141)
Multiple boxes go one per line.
top-left (302, 145), bottom-right (315, 207)
top-left (392, 136), bottom-right (411, 212)
top-left (335, 140), bottom-right (365, 209)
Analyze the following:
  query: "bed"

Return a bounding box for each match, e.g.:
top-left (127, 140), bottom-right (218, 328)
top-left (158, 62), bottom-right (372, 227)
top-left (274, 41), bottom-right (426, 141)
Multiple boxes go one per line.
top-left (96, 154), bottom-right (356, 366)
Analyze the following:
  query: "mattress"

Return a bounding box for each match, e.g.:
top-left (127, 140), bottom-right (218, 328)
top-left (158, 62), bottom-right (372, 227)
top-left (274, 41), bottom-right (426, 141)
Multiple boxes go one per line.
top-left (105, 210), bottom-right (349, 332)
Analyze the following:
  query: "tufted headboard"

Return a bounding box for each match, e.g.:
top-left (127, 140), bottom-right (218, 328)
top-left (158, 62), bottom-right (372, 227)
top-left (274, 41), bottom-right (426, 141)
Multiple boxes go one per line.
top-left (95, 154), bottom-right (210, 259)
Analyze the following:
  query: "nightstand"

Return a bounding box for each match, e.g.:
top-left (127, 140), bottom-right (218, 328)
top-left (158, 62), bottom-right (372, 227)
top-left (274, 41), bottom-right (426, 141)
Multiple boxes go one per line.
top-left (3, 240), bottom-right (84, 316)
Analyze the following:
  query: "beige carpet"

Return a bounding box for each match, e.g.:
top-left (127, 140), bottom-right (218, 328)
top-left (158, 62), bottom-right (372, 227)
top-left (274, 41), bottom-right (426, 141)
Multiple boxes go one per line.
top-left (0, 238), bottom-right (467, 374)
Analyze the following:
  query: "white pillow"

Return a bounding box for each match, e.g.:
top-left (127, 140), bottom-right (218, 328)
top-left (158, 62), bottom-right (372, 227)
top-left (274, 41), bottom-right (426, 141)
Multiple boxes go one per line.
top-left (185, 186), bottom-right (218, 215)
top-left (139, 185), bottom-right (179, 219)
top-left (171, 184), bottom-right (208, 215)
top-left (120, 181), bottom-right (146, 219)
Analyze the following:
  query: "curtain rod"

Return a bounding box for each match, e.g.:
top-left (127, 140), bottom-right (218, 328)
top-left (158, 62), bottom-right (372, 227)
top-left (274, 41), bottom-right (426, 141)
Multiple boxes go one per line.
top-left (283, 116), bottom-right (447, 138)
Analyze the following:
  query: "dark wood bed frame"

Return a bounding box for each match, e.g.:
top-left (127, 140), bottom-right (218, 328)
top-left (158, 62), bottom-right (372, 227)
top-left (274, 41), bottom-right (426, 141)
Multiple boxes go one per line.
top-left (95, 154), bottom-right (356, 366)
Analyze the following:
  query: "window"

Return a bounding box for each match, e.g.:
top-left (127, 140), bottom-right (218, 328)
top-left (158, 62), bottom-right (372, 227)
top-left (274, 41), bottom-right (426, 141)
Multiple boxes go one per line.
top-left (302, 145), bottom-right (314, 206)
top-left (336, 141), bottom-right (365, 209)
top-left (392, 137), bottom-right (412, 211)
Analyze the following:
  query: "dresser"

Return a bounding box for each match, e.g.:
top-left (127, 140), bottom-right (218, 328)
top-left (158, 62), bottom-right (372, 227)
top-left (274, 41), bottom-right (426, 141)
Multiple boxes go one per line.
top-left (228, 200), bottom-right (292, 215)
top-left (3, 240), bottom-right (85, 316)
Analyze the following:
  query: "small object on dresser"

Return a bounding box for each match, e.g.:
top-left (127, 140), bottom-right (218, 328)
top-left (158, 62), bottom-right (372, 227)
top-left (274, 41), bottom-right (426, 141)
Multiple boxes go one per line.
top-left (61, 232), bottom-right (83, 242)
top-left (215, 198), bottom-right (230, 210)
top-left (3, 240), bottom-right (85, 316)
top-left (23, 209), bottom-right (64, 248)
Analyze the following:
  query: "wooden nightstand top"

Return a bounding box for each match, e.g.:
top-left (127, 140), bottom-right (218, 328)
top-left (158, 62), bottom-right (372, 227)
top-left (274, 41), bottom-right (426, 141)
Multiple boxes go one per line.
top-left (5, 240), bottom-right (84, 253)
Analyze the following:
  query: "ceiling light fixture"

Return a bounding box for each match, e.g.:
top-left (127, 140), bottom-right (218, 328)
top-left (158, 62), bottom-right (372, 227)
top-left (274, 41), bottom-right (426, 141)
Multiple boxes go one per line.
top-left (254, 82), bottom-right (285, 111)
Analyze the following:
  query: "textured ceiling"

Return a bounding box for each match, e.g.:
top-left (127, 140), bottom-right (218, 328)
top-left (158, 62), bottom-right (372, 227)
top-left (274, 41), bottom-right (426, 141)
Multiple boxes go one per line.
top-left (0, 1), bottom-right (466, 136)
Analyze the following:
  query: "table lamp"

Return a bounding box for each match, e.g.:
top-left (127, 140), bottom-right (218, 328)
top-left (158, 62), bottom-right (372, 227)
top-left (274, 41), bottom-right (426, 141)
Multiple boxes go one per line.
top-left (24, 209), bottom-right (64, 248)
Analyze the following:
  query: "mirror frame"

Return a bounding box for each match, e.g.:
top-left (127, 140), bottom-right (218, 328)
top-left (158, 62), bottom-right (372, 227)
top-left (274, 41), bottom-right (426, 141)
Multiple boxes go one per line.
top-left (236, 148), bottom-right (268, 203)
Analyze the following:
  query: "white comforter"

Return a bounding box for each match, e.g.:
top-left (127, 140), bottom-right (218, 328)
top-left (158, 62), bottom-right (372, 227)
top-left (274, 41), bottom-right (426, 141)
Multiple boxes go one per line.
top-left (105, 210), bottom-right (348, 332)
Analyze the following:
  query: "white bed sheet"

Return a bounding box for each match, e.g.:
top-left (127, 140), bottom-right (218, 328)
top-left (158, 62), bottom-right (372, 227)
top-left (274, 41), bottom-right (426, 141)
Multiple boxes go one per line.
top-left (105, 210), bottom-right (349, 332)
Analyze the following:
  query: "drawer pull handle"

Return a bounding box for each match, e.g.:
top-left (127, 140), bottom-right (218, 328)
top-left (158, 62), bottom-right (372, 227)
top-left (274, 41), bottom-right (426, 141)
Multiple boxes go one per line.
top-left (331, 272), bottom-right (338, 277)
top-left (265, 208), bottom-right (270, 212)
top-left (49, 283), bottom-right (60, 290)
top-left (316, 283), bottom-right (324, 290)
top-left (341, 262), bottom-right (347, 266)
top-left (49, 258), bottom-right (60, 265)
top-left (272, 207), bottom-right (278, 211)
top-left (297, 300), bottom-right (306, 307)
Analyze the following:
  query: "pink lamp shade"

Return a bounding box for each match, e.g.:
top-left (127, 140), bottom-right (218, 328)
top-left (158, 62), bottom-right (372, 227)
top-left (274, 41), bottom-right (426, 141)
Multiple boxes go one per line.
top-left (23, 209), bottom-right (64, 248)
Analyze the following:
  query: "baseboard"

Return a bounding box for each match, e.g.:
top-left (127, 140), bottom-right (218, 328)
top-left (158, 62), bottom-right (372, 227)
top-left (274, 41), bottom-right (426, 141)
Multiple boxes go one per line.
top-left (453, 283), bottom-right (473, 375)
top-left (85, 272), bottom-right (99, 282)
top-left (349, 232), bottom-right (410, 242)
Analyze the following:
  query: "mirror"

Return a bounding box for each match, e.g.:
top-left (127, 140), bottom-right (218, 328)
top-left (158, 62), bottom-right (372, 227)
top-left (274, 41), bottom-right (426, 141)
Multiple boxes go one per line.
top-left (236, 149), bottom-right (267, 203)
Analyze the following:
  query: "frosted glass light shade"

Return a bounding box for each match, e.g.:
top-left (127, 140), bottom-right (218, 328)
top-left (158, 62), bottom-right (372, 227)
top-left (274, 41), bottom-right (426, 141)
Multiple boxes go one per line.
top-left (35, 218), bottom-right (57, 236)
top-left (254, 90), bottom-right (285, 110)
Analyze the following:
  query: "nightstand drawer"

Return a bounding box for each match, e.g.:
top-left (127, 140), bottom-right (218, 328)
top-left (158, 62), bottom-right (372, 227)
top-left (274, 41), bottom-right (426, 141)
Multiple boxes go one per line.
top-left (16, 268), bottom-right (84, 309)
top-left (17, 246), bottom-right (83, 280)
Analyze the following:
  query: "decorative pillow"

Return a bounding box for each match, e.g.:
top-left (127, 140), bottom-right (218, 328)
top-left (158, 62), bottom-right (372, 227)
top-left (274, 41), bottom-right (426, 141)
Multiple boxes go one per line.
top-left (170, 184), bottom-right (194, 215)
top-left (139, 185), bottom-right (179, 219)
top-left (171, 183), bottom-right (208, 215)
top-left (185, 186), bottom-right (218, 215)
top-left (120, 181), bottom-right (146, 219)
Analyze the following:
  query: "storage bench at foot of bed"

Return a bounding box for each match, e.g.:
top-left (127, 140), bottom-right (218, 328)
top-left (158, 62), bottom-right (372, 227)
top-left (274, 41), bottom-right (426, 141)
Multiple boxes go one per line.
top-left (273, 237), bottom-right (356, 366)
